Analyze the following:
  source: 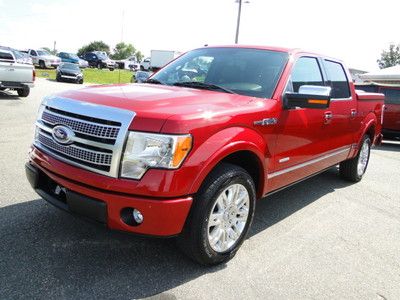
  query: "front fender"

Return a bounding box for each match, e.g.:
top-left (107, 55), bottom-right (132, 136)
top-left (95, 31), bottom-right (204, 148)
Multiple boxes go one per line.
top-left (186, 127), bottom-right (268, 196)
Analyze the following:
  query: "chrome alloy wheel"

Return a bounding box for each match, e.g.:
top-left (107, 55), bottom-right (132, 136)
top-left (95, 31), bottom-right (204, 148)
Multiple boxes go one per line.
top-left (207, 183), bottom-right (250, 253)
top-left (357, 139), bottom-right (370, 176)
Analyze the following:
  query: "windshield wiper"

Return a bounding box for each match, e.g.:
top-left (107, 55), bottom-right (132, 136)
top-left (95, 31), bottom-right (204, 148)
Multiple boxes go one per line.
top-left (173, 81), bottom-right (236, 94)
top-left (145, 78), bottom-right (164, 85)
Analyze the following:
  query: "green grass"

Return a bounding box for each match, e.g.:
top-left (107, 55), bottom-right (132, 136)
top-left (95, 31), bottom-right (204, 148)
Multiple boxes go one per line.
top-left (35, 68), bottom-right (133, 84)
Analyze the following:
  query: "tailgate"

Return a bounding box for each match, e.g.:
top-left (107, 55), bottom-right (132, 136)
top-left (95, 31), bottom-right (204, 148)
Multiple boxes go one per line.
top-left (0, 62), bottom-right (33, 83)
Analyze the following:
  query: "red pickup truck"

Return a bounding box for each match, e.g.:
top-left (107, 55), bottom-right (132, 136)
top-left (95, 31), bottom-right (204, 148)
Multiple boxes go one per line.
top-left (355, 83), bottom-right (400, 139)
top-left (26, 45), bottom-right (384, 265)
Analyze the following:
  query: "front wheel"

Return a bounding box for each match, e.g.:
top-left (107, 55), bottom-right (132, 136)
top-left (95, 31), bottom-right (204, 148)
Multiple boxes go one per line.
top-left (339, 135), bottom-right (371, 182)
top-left (177, 163), bottom-right (256, 265)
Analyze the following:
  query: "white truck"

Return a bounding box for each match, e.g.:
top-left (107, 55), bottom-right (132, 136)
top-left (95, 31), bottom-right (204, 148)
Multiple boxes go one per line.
top-left (24, 49), bottom-right (61, 69)
top-left (141, 50), bottom-right (181, 71)
top-left (0, 48), bottom-right (35, 97)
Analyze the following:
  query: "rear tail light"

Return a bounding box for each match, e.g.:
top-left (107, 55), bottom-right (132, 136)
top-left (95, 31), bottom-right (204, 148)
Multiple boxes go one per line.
top-left (33, 69), bottom-right (36, 82)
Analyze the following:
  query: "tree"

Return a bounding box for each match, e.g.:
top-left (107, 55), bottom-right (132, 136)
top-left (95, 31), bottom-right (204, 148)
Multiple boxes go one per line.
top-left (41, 47), bottom-right (57, 55)
top-left (77, 41), bottom-right (110, 57)
top-left (135, 50), bottom-right (144, 62)
top-left (377, 44), bottom-right (400, 69)
top-left (110, 42), bottom-right (135, 60)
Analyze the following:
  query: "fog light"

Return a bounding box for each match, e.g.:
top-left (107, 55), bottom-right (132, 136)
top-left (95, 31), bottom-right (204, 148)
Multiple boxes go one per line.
top-left (133, 209), bottom-right (143, 224)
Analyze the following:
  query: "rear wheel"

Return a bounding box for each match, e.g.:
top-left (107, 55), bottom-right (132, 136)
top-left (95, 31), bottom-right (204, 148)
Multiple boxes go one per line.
top-left (97, 62), bottom-right (102, 69)
top-left (339, 135), bottom-right (371, 182)
top-left (177, 163), bottom-right (256, 265)
top-left (17, 86), bottom-right (30, 97)
top-left (39, 60), bottom-right (46, 69)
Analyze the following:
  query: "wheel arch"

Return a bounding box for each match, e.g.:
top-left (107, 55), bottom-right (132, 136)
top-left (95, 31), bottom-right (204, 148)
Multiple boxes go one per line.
top-left (188, 127), bottom-right (268, 199)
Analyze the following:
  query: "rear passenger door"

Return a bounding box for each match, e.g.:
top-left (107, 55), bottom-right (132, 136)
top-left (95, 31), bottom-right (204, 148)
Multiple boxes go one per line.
top-left (321, 59), bottom-right (356, 150)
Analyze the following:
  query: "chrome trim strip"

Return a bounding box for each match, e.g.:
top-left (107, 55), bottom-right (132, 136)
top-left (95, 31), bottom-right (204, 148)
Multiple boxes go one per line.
top-left (35, 121), bottom-right (114, 151)
top-left (34, 96), bottom-right (135, 178)
top-left (268, 146), bottom-right (351, 179)
top-left (42, 109), bottom-right (121, 129)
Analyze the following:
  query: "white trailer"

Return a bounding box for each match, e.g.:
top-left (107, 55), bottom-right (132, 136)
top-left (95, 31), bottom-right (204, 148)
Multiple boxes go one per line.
top-left (148, 50), bottom-right (181, 70)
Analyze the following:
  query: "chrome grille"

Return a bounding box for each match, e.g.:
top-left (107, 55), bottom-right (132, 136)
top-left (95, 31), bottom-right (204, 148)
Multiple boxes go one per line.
top-left (42, 110), bottom-right (120, 139)
top-left (38, 133), bottom-right (112, 167)
top-left (33, 96), bottom-right (135, 177)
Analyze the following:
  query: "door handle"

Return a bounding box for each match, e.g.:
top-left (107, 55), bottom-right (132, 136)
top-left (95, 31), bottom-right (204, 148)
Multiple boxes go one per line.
top-left (350, 109), bottom-right (357, 118)
top-left (324, 111), bottom-right (333, 124)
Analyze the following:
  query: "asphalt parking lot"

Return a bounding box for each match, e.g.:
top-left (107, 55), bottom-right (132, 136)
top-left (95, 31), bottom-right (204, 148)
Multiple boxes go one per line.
top-left (1, 78), bottom-right (399, 299)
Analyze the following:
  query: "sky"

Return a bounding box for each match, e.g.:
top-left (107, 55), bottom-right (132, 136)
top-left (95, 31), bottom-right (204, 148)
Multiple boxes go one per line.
top-left (0, 0), bottom-right (398, 71)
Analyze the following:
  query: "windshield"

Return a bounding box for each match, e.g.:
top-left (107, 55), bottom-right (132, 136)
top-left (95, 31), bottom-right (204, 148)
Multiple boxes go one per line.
top-left (69, 53), bottom-right (79, 59)
top-left (37, 50), bottom-right (50, 56)
top-left (96, 53), bottom-right (107, 60)
top-left (61, 63), bottom-right (80, 71)
top-left (151, 47), bottom-right (288, 98)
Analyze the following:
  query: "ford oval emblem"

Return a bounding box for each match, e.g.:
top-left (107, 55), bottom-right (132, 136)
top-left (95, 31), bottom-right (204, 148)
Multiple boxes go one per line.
top-left (52, 125), bottom-right (75, 145)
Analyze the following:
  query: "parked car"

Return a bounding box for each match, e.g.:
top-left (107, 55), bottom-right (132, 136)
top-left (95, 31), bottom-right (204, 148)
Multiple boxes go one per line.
top-left (26, 45), bottom-right (384, 265)
top-left (25, 49), bottom-right (61, 69)
top-left (82, 51), bottom-right (115, 70)
top-left (58, 52), bottom-right (78, 63)
top-left (123, 56), bottom-right (141, 71)
top-left (131, 70), bottom-right (151, 83)
top-left (140, 57), bottom-right (150, 71)
top-left (356, 83), bottom-right (400, 139)
top-left (56, 62), bottom-right (83, 84)
top-left (78, 58), bottom-right (89, 68)
top-left (0, 48), bottom-right (35, 97)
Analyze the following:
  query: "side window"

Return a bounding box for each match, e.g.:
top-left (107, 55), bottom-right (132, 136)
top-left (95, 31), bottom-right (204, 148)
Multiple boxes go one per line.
top-left (381, 88), bottom-right (400, 105)
top-left (31, 50), bottom-right (37, 56)
top-left (0, 51), bottom-right (14, 61)
top-left (324, 60), bottom-right (351, 98)
top-left (289, 57), bottom-right (323, 93)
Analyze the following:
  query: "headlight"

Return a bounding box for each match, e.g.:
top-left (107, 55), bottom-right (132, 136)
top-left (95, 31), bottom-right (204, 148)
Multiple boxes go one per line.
top-left (120, 132), bottom-right (192, 179)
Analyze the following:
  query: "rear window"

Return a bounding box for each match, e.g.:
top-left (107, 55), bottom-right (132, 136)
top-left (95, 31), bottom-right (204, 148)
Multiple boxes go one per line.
top-left (381, 88), bottom-right (400, 105)
top-left (324, 60), bottom-right (351, 98)
top-left (0, 51), bottom-right (14, 61)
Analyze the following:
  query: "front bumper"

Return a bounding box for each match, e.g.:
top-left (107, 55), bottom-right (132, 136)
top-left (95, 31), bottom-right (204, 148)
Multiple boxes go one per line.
top-left (25, 161), bottom-right (192, 237)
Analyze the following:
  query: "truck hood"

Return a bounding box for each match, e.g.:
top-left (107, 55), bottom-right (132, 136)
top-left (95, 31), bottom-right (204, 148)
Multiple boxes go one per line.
top-left (53, 83), bottom-right (257, 132)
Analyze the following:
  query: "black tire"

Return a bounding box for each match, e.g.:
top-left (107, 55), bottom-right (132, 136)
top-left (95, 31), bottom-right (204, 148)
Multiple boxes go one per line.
top-left (339, 135), bottom-right (371, 182)
top-left (56, 74), bottom-right (61, 82)
top-left (17, 86), bottom-right (30, 97)
top-left (39, 60), bottom-right (46, 69)
top-left (140, 65), bottom-right (145, 71)
top-left (177, 163), bottom-right (256, 265)
top-left (97, 62), bottom-right (102, 69)
top-left (78, 78), bottom-right (83, 84)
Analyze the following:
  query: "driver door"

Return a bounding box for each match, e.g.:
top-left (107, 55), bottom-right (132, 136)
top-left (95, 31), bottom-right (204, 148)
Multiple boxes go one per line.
top-left (268, 56), bottom-right (333, 191)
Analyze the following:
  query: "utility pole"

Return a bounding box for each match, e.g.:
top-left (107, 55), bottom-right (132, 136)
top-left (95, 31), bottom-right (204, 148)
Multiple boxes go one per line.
top-left (235, 0), bottom-right (249, 44)
top-left (235, 0), bottom-right (242, 44)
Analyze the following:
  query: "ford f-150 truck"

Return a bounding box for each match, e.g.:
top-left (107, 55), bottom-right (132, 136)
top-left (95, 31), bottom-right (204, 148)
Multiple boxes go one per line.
top-left (25, 45), bottom-right (384, 265)
top-left (0, 48), bottom-right (35, 97)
